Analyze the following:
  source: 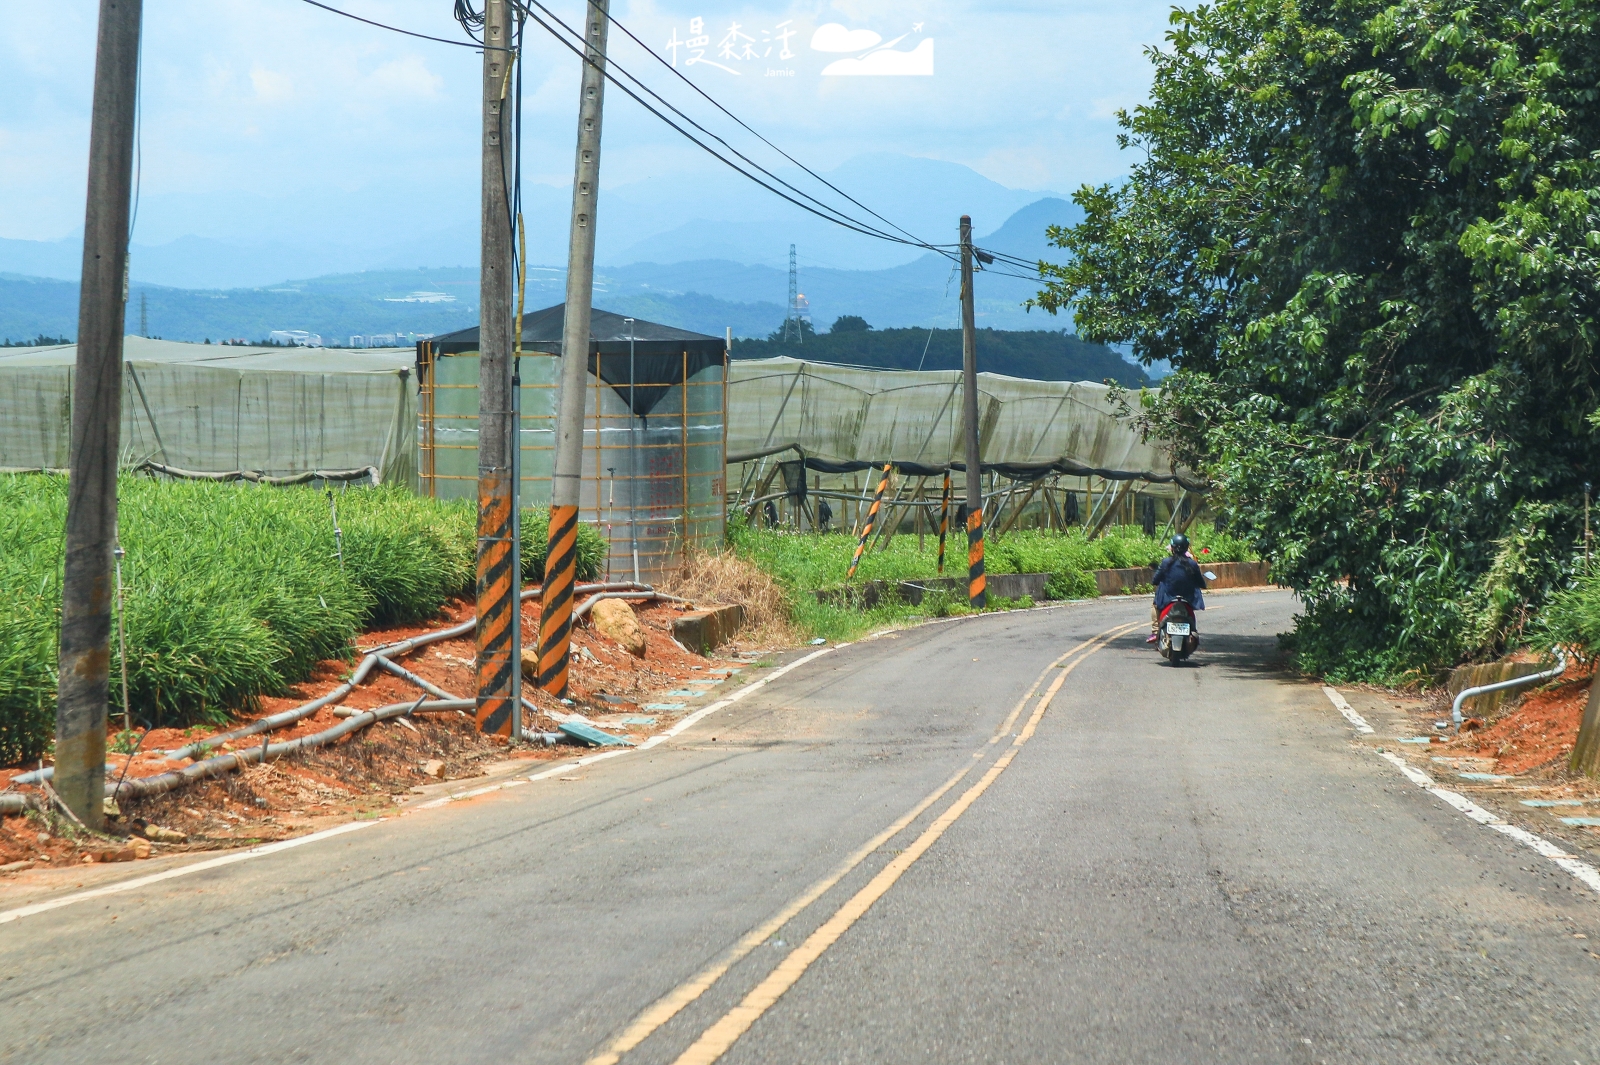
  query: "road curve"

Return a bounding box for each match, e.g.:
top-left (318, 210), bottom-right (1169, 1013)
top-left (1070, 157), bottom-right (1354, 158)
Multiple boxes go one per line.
top-left (2, 589), bottom-right (1597, 1064)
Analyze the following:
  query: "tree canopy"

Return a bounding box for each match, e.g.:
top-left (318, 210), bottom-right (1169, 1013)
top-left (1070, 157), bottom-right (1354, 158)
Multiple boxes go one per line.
top-left (1039, 0), bottom-right (1600, 679)
top-left (733, 326), bottom-right (1149, 387)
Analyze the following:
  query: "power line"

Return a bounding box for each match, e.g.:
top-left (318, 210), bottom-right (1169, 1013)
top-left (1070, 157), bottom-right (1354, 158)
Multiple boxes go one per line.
top-left (453, 0), bottom-right (486, 43)
top-left (290, 0), bottom-right (964, 265)
top-left (512, 0), bottom-right (958, 258)
top-left (592, 1), bottom-right (938, 253)
top-left (294, 0), bottom-right (497, 49)
top-left (515, 0), bottom-right (949, 255)
top-left (978, 248), bottom-right (1045, 271)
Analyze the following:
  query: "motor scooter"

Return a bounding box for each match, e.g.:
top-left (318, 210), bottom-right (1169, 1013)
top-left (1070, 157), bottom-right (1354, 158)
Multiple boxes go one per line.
top-left (1157, 596), bottom-right (1199, 663)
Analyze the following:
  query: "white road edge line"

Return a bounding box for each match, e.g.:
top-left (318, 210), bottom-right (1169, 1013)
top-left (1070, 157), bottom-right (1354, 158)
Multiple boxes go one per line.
top-left (1, 647), bottom-right (845, 926)
top-left (1321, 685), bottom-right (1374, 734)
top-left (1321, 687), bottom-right (1599, 895)
top-left (1375, 751), bottom-right (1600, 895)
top-left (416, 644), bottom-right (843, 809)
top-left (0, 819), bottom-right (381, 925)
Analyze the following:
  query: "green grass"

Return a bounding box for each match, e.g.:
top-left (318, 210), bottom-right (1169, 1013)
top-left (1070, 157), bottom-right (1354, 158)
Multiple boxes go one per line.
top-left (727, 517), bottom-right (1255, 643)
top-left (0, 475), bottom-right (606, 765)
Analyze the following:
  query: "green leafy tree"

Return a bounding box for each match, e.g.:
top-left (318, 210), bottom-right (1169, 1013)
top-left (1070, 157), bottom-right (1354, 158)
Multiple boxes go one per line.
top-left (766, 318), bottom-right (817, 344)
top-left (830, 315), bottom-right (872, 333)
top-left (1038, 0), bottom-right (1600, 680)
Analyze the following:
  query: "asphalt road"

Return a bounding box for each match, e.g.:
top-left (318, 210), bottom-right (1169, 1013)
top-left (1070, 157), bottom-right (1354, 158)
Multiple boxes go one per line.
top-left (3, 589), bottom-right (1598, 1064)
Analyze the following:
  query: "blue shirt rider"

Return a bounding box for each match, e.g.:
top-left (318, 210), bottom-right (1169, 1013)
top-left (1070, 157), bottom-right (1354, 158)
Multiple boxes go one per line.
top-left (1148, 534), bottom-right (1205, 642)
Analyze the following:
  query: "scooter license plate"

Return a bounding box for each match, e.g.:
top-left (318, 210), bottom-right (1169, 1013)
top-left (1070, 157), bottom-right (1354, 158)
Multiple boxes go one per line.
top-left (1167, 623), bottom-right (1191, 636)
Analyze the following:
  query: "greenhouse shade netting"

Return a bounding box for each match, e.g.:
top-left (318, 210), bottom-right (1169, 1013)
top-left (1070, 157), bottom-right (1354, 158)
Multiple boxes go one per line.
top-left (725, 356), bottom-right (1200, 488)
top-left (0, 337), bottom-right (417, 486)
top-left (418, 306), bottom-right (727, 583)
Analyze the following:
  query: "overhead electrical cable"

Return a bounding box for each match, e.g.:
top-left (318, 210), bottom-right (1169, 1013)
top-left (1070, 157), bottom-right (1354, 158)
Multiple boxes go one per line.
top-left (453, 0), bottom-right (486, 42)
top-left (590, 0), bottom-right (940, 253)
top-left (511, 0), bottom-right (959, 258)
top-left (295, 0), bottom-right (500, 48)
top-left (978, 249), bottom-right (1046, 271)
top-left (289, 0), bottom-right (986, 269)
top-left (515, 0), bottom-right (951, 255)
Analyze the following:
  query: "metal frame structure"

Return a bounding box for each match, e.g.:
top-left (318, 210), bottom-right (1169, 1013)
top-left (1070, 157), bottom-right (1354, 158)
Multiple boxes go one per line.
top-left (416, 308), bottom-right (727, 583)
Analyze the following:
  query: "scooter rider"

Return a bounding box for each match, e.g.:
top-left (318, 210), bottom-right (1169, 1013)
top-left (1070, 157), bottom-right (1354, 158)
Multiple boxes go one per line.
top-left (1147, 534), bottom-right (1206, 643)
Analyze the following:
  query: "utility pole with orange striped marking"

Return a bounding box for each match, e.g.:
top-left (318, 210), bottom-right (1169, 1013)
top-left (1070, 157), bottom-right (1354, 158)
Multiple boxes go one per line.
top-left (539, 0), bottom-right (611, 699)
top-left (959, 216), bottom-right (985, 609)
top-left (847, 463), bottom-right (892, 580)
top-left (474, 0), bottom-right (518, 738)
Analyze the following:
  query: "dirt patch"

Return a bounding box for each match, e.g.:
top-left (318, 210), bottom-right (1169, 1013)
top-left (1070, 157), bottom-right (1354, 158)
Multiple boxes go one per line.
top-left (1, 590), bottom-right (793, 871)
top-left (1447, 664), bottom-right (1595, 775)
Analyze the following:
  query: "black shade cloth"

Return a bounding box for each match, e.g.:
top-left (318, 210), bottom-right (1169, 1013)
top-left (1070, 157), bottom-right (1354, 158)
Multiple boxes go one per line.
top-left (779, 460), bottom-right (807, 501)
top-left (424, 304), bottom-right (726, 417)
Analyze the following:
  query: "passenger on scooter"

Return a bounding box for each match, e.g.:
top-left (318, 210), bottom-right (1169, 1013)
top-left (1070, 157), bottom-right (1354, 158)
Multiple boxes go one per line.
top-left (1147, 534), bottom-right (1206, 643)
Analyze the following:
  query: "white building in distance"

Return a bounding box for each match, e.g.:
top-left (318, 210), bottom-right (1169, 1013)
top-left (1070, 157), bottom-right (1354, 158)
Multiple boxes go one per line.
top-left (269, 330), bottom-right (322, 347)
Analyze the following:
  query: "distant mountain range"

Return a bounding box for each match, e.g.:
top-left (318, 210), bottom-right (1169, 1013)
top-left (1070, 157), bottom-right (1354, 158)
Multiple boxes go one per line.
top-left (0, 197), bottom-right (1088, 346)
top-left (2, 153), bottom-right (1069, 290)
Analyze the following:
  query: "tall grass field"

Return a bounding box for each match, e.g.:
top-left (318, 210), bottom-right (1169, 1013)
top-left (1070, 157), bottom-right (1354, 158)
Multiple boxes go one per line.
top-left (0, 475), bottom-right (603, 766)
top-left (727, 516), bottom-right (1255, 642)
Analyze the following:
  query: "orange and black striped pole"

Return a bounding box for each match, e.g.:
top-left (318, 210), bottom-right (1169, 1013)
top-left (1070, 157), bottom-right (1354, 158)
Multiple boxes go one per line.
top-left (536, 505), bottom-right (579, 697)
top-left (959, 215), bottom-right (986, 609)
top-left (539, 0), bottom-right (611, 700)
top-left (967, 507), bottom-right (986, 608)
top-left (936, 472), bottom-right (951, 574)
top-left (475, 480), bottom-right (517, 735)
top-left (847, 463), bottom-right (892, 580)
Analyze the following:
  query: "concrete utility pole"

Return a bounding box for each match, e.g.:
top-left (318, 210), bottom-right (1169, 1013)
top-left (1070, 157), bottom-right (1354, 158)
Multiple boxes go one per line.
top-left (474, 0), bottom-right (519, 738)
top-left (57, 0), bottom-right (144, 830)
top-left (538, 0), bottom-right (611, 699)
top-left (959, 216), bottom-right (985, 609)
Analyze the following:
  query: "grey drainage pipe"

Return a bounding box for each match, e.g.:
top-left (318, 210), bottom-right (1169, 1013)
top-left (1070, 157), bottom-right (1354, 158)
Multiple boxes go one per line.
top-left (159, 580), bottom-right (644, 760)
top-left (109, 698), bottom-right (477, 802)
top-left (0, 793), bottom-right (43, 815)
top-left (573, 590), bottom-right (692, 621)
top-left (158, 631), bottom-right (459, 761)
top-left (1451, 649), bottom-right (1567, 733)
top-left (371, 655), bottom-right (458, 701)
top-left (10, 763), bottom-right (116, 787)
top-left (4, 581), bottom-right (656, 812)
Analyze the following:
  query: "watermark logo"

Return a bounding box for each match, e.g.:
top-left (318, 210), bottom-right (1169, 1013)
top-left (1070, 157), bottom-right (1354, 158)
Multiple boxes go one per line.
top-left (664, 16), bottom-right (797, 75)
top-left (661, 16), bottom-right (932, 77)
top-left (812, 22), bottom-right (932, 76)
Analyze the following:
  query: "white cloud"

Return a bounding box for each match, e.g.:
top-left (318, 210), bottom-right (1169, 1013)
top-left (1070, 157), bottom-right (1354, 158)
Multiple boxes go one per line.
top-left (810, 23), bottom-right (883, 52)
top-left (364, 56), bottom-right (445, 100)
top-left (249, 66), bottom-right (294, 103)
top-left (821, 38), bottom-right (933, 76)
top-left (0, 0), bottom-right (1173, 251)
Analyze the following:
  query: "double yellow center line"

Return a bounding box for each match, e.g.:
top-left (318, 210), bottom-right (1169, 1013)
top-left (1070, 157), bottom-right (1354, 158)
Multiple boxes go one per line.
top-left (585, 620), bottom-right (1142, 1065)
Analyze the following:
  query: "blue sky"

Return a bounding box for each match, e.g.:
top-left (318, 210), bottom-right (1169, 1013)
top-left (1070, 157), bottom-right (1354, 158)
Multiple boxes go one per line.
top-left (1, 1), bottom-right (1175, 264)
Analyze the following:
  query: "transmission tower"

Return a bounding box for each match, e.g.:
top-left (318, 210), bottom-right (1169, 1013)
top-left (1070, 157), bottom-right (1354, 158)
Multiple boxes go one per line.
top-left (782, 244), bottom-right (803, 344)
top-left (139, 291), bottom-right (148, 337)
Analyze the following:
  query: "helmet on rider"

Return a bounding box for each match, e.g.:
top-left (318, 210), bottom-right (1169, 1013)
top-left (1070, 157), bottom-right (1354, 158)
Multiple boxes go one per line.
top-left (1169, 534), bottom-right (1190, 555)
